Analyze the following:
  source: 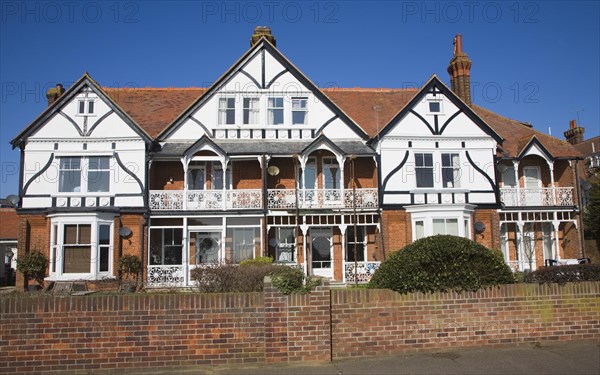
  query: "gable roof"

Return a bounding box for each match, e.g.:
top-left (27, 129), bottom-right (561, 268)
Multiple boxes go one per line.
top-left (11, 73), bottom-right (153, 148)
top-left (99, 84), bottom-right (583, 160)
top-left (471, 105), bottom-right (583, 159)
top-left (516, 135), bottom-right (554, 161)
top-left (371, 75), bottom-right (504, 143)
top-left (155, 37), bottom-right (370, 141)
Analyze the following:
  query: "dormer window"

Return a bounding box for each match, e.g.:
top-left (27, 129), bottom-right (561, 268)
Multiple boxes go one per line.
top-left (268, 97), bottom-right (284, 125)
top-left (218, 97), bottom-right (236, 125)
top-left (77, 99), bottom-right (95, 115)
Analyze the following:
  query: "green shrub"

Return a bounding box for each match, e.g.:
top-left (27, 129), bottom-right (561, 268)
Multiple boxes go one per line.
top-left (191, 262), bottom-right (319, 294)
top-left (368, 235), bottom-right (514, 293)
top-left (524, 264), bottom-right (600, 284)
top-left (16, 251), bottom-right (48, 286)
top-left (240, 256), bottom-right (273, 266)
top-left (118, 255), bottom-right (141, 279)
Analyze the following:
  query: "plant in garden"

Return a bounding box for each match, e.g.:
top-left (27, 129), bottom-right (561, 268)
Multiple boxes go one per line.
top-left (368, 235), bottom-right (514, 293)
top-left (118, 255), bottom-right (141, 292)
top-left (16, 251), bottom-right (49, 286)
top-left (525, 264), bottom-right (600, 284)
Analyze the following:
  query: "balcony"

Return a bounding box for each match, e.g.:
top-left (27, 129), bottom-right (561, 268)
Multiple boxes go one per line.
top-left (267, 188), bottom-right (378, 210)
top-left (149, 189), bottom-right (262, 211)
top-left (500, 187), bottom-right (574, 207)
top-left (149, 188), bottom-right (378, 211)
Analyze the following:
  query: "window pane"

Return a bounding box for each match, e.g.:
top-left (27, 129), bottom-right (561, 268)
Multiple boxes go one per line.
top-left (234, 228), bottom-right (255, 263)
top-left (446, 219), bottom-right (459, 236)
top-left (59, 170), bottom-right (81, 192)
top-left (63, 246), bottom-right (91, 273)
top-left (415, 221), bottom-right (424, 240)
top-left (164, 246), bottom-right (183, 265)
top-left (292, 111), bottom-right (307, 125)
top-left (88, 101), bottom-right (94, 114)
top-left (64, 225), bottom-right (78, 244)
top-left (99, 246), bottom-right (109, 272)
top-left (99, 225), bottom-right (110, 245)
top-left (429, 102), bottom-right (440, 112)
top-left (79, 225), bottom-right (91, 243)
top-left (416, 168), bottom-right (434, 188)
top-left (78, 100), bottom-right (85, 114)
top-left (433, 219), bottom-right (445, 235)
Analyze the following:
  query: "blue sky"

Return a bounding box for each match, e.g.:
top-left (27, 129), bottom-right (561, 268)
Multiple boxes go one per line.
top-left (1, 1), bottom-right (599, 197)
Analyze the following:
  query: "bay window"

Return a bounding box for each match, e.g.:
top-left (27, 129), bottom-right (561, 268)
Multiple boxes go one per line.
top-left (49, 216), bottom-right (114, 279)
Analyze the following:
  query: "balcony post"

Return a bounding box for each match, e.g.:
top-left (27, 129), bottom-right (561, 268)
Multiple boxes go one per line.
top-left (221, 158), bottom-right (228, 210)
top-left (516, 220), bottom-right (525, 271)
top-left (182, 157), bottom-right (189, 211)
top-left (552, 220), bottom-right (561, 261)
top-left (548, 161), bottom-right (556, 205)
top-left (299, 156), bottom-right (306, 209)
top-left (339, 156), bottom-right (346, 208)
top-left (513, 160), bottom-right (520, 206)
top-left (340, 223), bottom-right (347, 284)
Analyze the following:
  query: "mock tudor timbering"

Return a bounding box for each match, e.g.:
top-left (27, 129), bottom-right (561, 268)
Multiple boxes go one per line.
top-left (10, 29), bottom-right (585, 289)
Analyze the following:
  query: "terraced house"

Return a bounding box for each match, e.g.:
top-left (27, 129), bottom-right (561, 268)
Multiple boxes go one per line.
top-left (10, 28), bottom-right (586, 289)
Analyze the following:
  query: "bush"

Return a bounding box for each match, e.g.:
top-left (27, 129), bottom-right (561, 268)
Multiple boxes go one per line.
top-left (16, 251), bottom-right (48, 286)
top-left (240, 256), bottom-right (273, 266)
top-left (118, 255), bottom-right (141, 279)
top-left (191, 262), bottom-right (320, 294)
top-left (368, 235), bottom-right (514, 293)
top-left (524, 264), bottom-right (600, 284)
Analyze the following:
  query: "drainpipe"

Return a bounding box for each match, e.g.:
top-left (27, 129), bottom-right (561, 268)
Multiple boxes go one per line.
top-left (574, 159), bottom-right (586, 258)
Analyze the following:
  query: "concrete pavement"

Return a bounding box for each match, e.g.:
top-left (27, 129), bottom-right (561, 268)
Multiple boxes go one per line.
top-left (128, 340), bottom-right (599, 375)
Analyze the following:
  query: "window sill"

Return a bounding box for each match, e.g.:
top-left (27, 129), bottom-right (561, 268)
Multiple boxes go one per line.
top-left (46, 274), bottom-right (116, 282)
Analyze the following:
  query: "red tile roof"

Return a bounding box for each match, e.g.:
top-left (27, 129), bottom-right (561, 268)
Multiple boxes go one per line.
top-left (573, 135), bottom-right (600, 158)
top-left (321, 88), bottom-right (419, 137)
top-left (0, 208), bottom-right (19, 240)
top-left (102, 87), bottom-right (583, 159)
top-left (104, 88), bottom-right (206, 138)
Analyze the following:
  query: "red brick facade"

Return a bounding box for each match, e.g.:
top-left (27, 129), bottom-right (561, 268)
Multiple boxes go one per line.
top-left (0, 281), bottom-right (597, 373)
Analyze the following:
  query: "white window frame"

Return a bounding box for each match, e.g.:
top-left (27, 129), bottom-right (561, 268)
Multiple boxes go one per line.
top-left (267, 96), bottom-right (284, 125)
top-left (415, 153), bottom-right (434, 188)
top-left (346, 226), bottom-right (366, 263)
top-left (218, 96), bottom-right (236, 125)
top-left (291, 97), bottom-right (308, 125)
top-left (408, 206), bottom-right (473, 242)
top-left (243, 97), bottom-right (260, 125)
top-left (441, 153), bottom-right (461, 188)
top-left (232, 227), bottom-right (255, 264)
top-left (275, 227), bottom-right (296, 263)
top-left (76, 98), bottom-right (96, 116)
top-left (427, 99), bottom-right (443, 114)
top-left (48, 215), bottom-right (114, 281)
top-left (57, 156), bottom-right (112, 195)
top-left (87, 156), bottom-right (111, 193)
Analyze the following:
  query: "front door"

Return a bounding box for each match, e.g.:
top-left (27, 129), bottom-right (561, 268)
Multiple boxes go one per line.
top-left (310, 228), bottom-right (333, 278)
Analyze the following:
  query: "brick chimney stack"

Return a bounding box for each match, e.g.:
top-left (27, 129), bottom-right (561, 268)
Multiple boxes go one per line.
top-left (250, 26), bottom-right (276, 47)
top-left (564, 119), bottom-right (585, 145)
top-left (46, 83), bottom-right (65, 106)
top-left (447, 34), bottom-right (472, 105)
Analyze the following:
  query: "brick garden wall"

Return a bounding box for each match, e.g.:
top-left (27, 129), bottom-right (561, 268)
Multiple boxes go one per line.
top-left (1, 280), bottom-right (598, 374)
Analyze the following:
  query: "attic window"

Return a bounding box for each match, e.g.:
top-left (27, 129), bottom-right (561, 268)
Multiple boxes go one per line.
top-left (428, 101), bottom-right (441, 113)
top-left (77, 99), bottom-right (95, 115)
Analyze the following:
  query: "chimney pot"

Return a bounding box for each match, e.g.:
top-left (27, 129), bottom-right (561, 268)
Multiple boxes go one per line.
top-left (46, 83), bottom-right (65, 106)
top-left (250, 26), bottom-right (276, 47)
top-left (564, 119), bottom-right (585, 145)
top-left (447, 34), bottom-right (472, 105)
